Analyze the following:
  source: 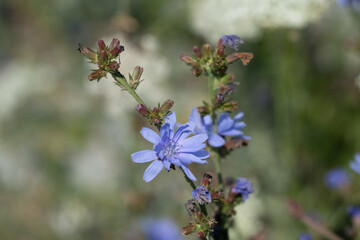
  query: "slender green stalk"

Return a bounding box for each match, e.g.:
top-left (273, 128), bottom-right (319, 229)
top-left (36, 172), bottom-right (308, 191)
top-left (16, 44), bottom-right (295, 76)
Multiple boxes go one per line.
top-left (206, 69), bottom-right (216, 102)
top-left (180, 168), bottom-right (208, 217)
top-left (111, 72), bottom-right (147, 106)
top-left (212, 150), bottom-right (224, 191)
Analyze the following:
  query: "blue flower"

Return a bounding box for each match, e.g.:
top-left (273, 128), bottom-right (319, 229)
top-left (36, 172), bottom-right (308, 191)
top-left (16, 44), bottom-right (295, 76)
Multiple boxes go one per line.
top-left (348, 206), bottom-right (360, 218)
top-left (337, 0), bottom-right (360, 11)
top-left (188, 108), bottom-right (250, 148)
top-left (324, 168), bottom-right (350, 190)
top-left (141, 218), bottom-right (183, 240)
top-left (349, 153), bottom-right (360, 174)
top-left (192, 185), bottom-right (211, 205)
top-left (131, 112), bottom-right (209, 182)
top-left (231, 177), bottom-right (254, 202)
top-left (220, 34), bottom-right (244, 51)
top-left (299, 233), bottom-right (312, 240)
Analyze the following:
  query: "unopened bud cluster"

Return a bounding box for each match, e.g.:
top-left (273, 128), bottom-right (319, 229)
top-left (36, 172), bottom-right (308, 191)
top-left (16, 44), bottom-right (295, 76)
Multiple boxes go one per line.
top-left (80, 39), bottom-right (124, 81)
top-left (135, 99), bottom-right (174, 126)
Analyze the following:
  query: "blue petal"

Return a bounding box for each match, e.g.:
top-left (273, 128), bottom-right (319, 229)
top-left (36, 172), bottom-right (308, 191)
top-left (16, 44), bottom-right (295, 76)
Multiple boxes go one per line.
top-left (176, 153), bottom-right (207, 164)
top-left (208, 134), bottom-right (225, 147)
top-left (173, 125), bottom-right (193, 143)
top-left (234, 112), bottom-right (244, 121)
top-left (143, 160), bottom-right (163, 182)
top-left (217, 115), bottom-right (234, 133)
top-left (163, 159), bottom-right (171, 171)
top-left (165, 112), bottom-right (176, 137)
top-left (180, 133), bottom-right (208, 146)
top-left (168, 156), bottom-right (181, 167)
top-left (220, 129), bottom-right (243, 136)
top-left (131, 150), bottom-right (158, 163)
top-left (160, 123), bottom-right (171, 141)
top-left (202, 115), bottom-right (212, 126)
top-left (140, 127), bottom-right (161, 145)
top-left (192, 150), bottom-right (210, 159)
top-left (234, 121), bottom-right (246, 129)
top-left (350, 161), bottom-right (360, 174)
top-left (356, 153), bottom-right (360, 163)
top-left (179, 143), bottom-right (206, 153)
top-left (181, 164), bottom-right (196, 181)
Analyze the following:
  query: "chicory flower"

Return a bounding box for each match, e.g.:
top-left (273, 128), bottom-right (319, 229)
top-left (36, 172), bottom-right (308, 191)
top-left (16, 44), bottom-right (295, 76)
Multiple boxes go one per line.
top-left (131, 112), bottom-right (209, 182)
top-left (349, 153), bottom-right (360, 174)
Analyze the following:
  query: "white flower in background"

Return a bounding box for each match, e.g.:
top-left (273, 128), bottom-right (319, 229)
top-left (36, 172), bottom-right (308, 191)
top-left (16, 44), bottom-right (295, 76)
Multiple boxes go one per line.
top-left (189, 0), bottom-right (330, 41)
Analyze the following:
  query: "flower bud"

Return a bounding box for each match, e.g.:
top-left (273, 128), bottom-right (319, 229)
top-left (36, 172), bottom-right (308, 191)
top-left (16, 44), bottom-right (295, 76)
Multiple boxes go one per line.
top-left (216, 39), bottom-right (224, 56)
top-left (109, 38), bottom-right (120, 51)
top-left (153, 117), bottom-right (160, 125)
top-left (88, 69), bottom-right (106, 81)
top-left (132, 66), bottom-right (143, 82)
top-left (193, 46), bottom-right (202, 58)
top-left (160, 99), bottom-right (174, 113)
top-left (99, 50), bottom-right (107, 62)
top-left (152, 107), bottom-right (160, 114)
top-left (135, 104), bottom-right (150, 117)
top-left (226, 52), bottom-right (253, 65)
top-left (192, 67), bottom-right (203, 77)
top-left (110, 45), bottom-right (122, 57)
top-left (197, 231), bottom-right (206, 239)
top-left (180, 54), bottom-right (196, 66)
top-left (202, 44), bottom-right (212, 59)
top-left (81, 47), bottom-right (97, 63)
top-left (98, 40), bottom-right (106, 51)
top-left (185, 199), bottom-right (201, 219)
top-left (202, 172), bottom-right (213, 187)
top-left (211, 191), bottom-right (224, 201)
top-left (222, 100), bottom-right (238, 111)
top-left (182, 224), bottom-right (196, 235)
top-left (107, 61), bottom-right (120, 70)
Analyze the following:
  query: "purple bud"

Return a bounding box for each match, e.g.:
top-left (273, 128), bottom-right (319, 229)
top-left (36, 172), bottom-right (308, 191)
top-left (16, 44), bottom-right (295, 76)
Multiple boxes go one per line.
top-left (182, 224), bottom-right (196, 235)
top-left (193, 46), bottom-right (202, 58)
top-left (109, 38), bottom-right (120, 51)
top-left (216, 39), bottom-right (224, 56)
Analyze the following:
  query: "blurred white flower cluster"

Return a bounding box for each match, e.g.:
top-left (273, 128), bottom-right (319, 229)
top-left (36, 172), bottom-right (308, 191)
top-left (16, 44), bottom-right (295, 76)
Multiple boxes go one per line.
top-left (189, 0), bottom-right (330, 41)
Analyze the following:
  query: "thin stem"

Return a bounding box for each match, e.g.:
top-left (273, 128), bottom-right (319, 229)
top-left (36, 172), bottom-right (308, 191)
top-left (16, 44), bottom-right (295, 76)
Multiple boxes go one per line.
top-left (212, 150), bottom-right (224, 191)
top-left (180, 168), bottom-right (208, 217)
top-left (111, 72), bottom-right (147, 106)
top-left (206, 68), bottom-right (216, 102)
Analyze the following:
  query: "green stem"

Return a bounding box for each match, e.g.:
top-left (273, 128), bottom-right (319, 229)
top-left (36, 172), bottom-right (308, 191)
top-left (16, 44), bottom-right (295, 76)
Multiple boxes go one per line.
top-left (111, 72), bottom-right (147, 106)
top-left (180, 168), bottom-right (208, 217)
top-left (212, 150), bottom-right (223, 191)
top-left (206, 69), bottom-right (216, 102)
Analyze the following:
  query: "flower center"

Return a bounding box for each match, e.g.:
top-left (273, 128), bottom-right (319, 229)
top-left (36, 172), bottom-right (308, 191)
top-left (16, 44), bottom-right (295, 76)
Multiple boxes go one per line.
top-left (163, 140), bottom-right (181, 158)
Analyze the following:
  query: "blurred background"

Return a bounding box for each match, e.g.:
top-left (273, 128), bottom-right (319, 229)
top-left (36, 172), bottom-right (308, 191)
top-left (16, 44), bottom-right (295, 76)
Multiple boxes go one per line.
top-left (0, 0), bottom-right (359, 239)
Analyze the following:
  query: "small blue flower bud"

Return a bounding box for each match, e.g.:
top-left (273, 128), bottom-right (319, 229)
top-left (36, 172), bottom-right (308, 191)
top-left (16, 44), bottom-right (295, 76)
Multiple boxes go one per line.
top-left (192, 185), bottom-right (211, 205)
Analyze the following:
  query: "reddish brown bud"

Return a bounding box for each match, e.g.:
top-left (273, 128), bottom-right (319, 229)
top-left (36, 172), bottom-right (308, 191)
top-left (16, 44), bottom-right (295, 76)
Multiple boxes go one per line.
top-left (99, 50), bottom-right (107, 62)
top-left (107, 61), bottom-right (120, 70)
top-left (193, 46), bottom-right (202, 58)
top-left (132, 66), bottom-right (143, 82)
top-left (210, 190), bottom-right (224, 201)
top-left (182, 224), bottom-right (196, 235)
top-left (81, 47), bottom-right (97, 63)
top-left (110, 45), bottom-right (122, 57)
top-left (152, 107), bottom-right (160, 114)
top-left (135, 104), bottom-right (150, 117)
top-left (224, 137), bottom-right (249, 151)
top-left (109, 38), bottom-right (120, 51)
top-left (197, 231), bottom-right (206, 239)
top-left (192, 67), bottom-right (203, 77)
top-left (180, 54), bottom-right (196, 66)
top-left (226, 52), bottom-right (254, 65)
top-left (88, 69), bottom-right (106, 81)
top-left (98, 40), bottom-right (106, 51)
top-left (153, 117), bottom-right (160, 125)
top-left (202, 172), bottom-right (213, 187)
top-left (216, 39), bottom-right (224, 56)
top-left (197, 106), bottom-right (209, 115)
top-left (285, 199), bottom-right (304, 218)
top-left (222, 100), bottom-right (238, 112)
top-left (160, 99), bottom-right (174, 113)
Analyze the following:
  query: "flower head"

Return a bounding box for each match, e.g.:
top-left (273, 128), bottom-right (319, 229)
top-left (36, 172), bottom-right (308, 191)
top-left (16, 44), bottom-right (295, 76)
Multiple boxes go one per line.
top-left (220, 34), bottom-right (244, 51)
top-left (188, 108), bottom-right (250, 147)
top-left (131, 112), bottom-right (209, 182)
top-left (231, 177), bottom-right (254, 202)
top-left (348, 206), bottom-right (360, 219)
top-left (141, 218), bottom-right (182, 240)
top-left (349, 153), bottom-right (360, 174)
top-left (192, 185), bottom-right (211, 205)
top-left (324, 168), bottom-right (350, 190)
top-left (299, 233), bottom-right (312, 240)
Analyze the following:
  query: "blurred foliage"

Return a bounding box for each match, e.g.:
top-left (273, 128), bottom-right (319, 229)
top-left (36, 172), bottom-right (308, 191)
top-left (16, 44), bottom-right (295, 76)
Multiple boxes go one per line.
top-left (0, 0), bottom-right (359, 239)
